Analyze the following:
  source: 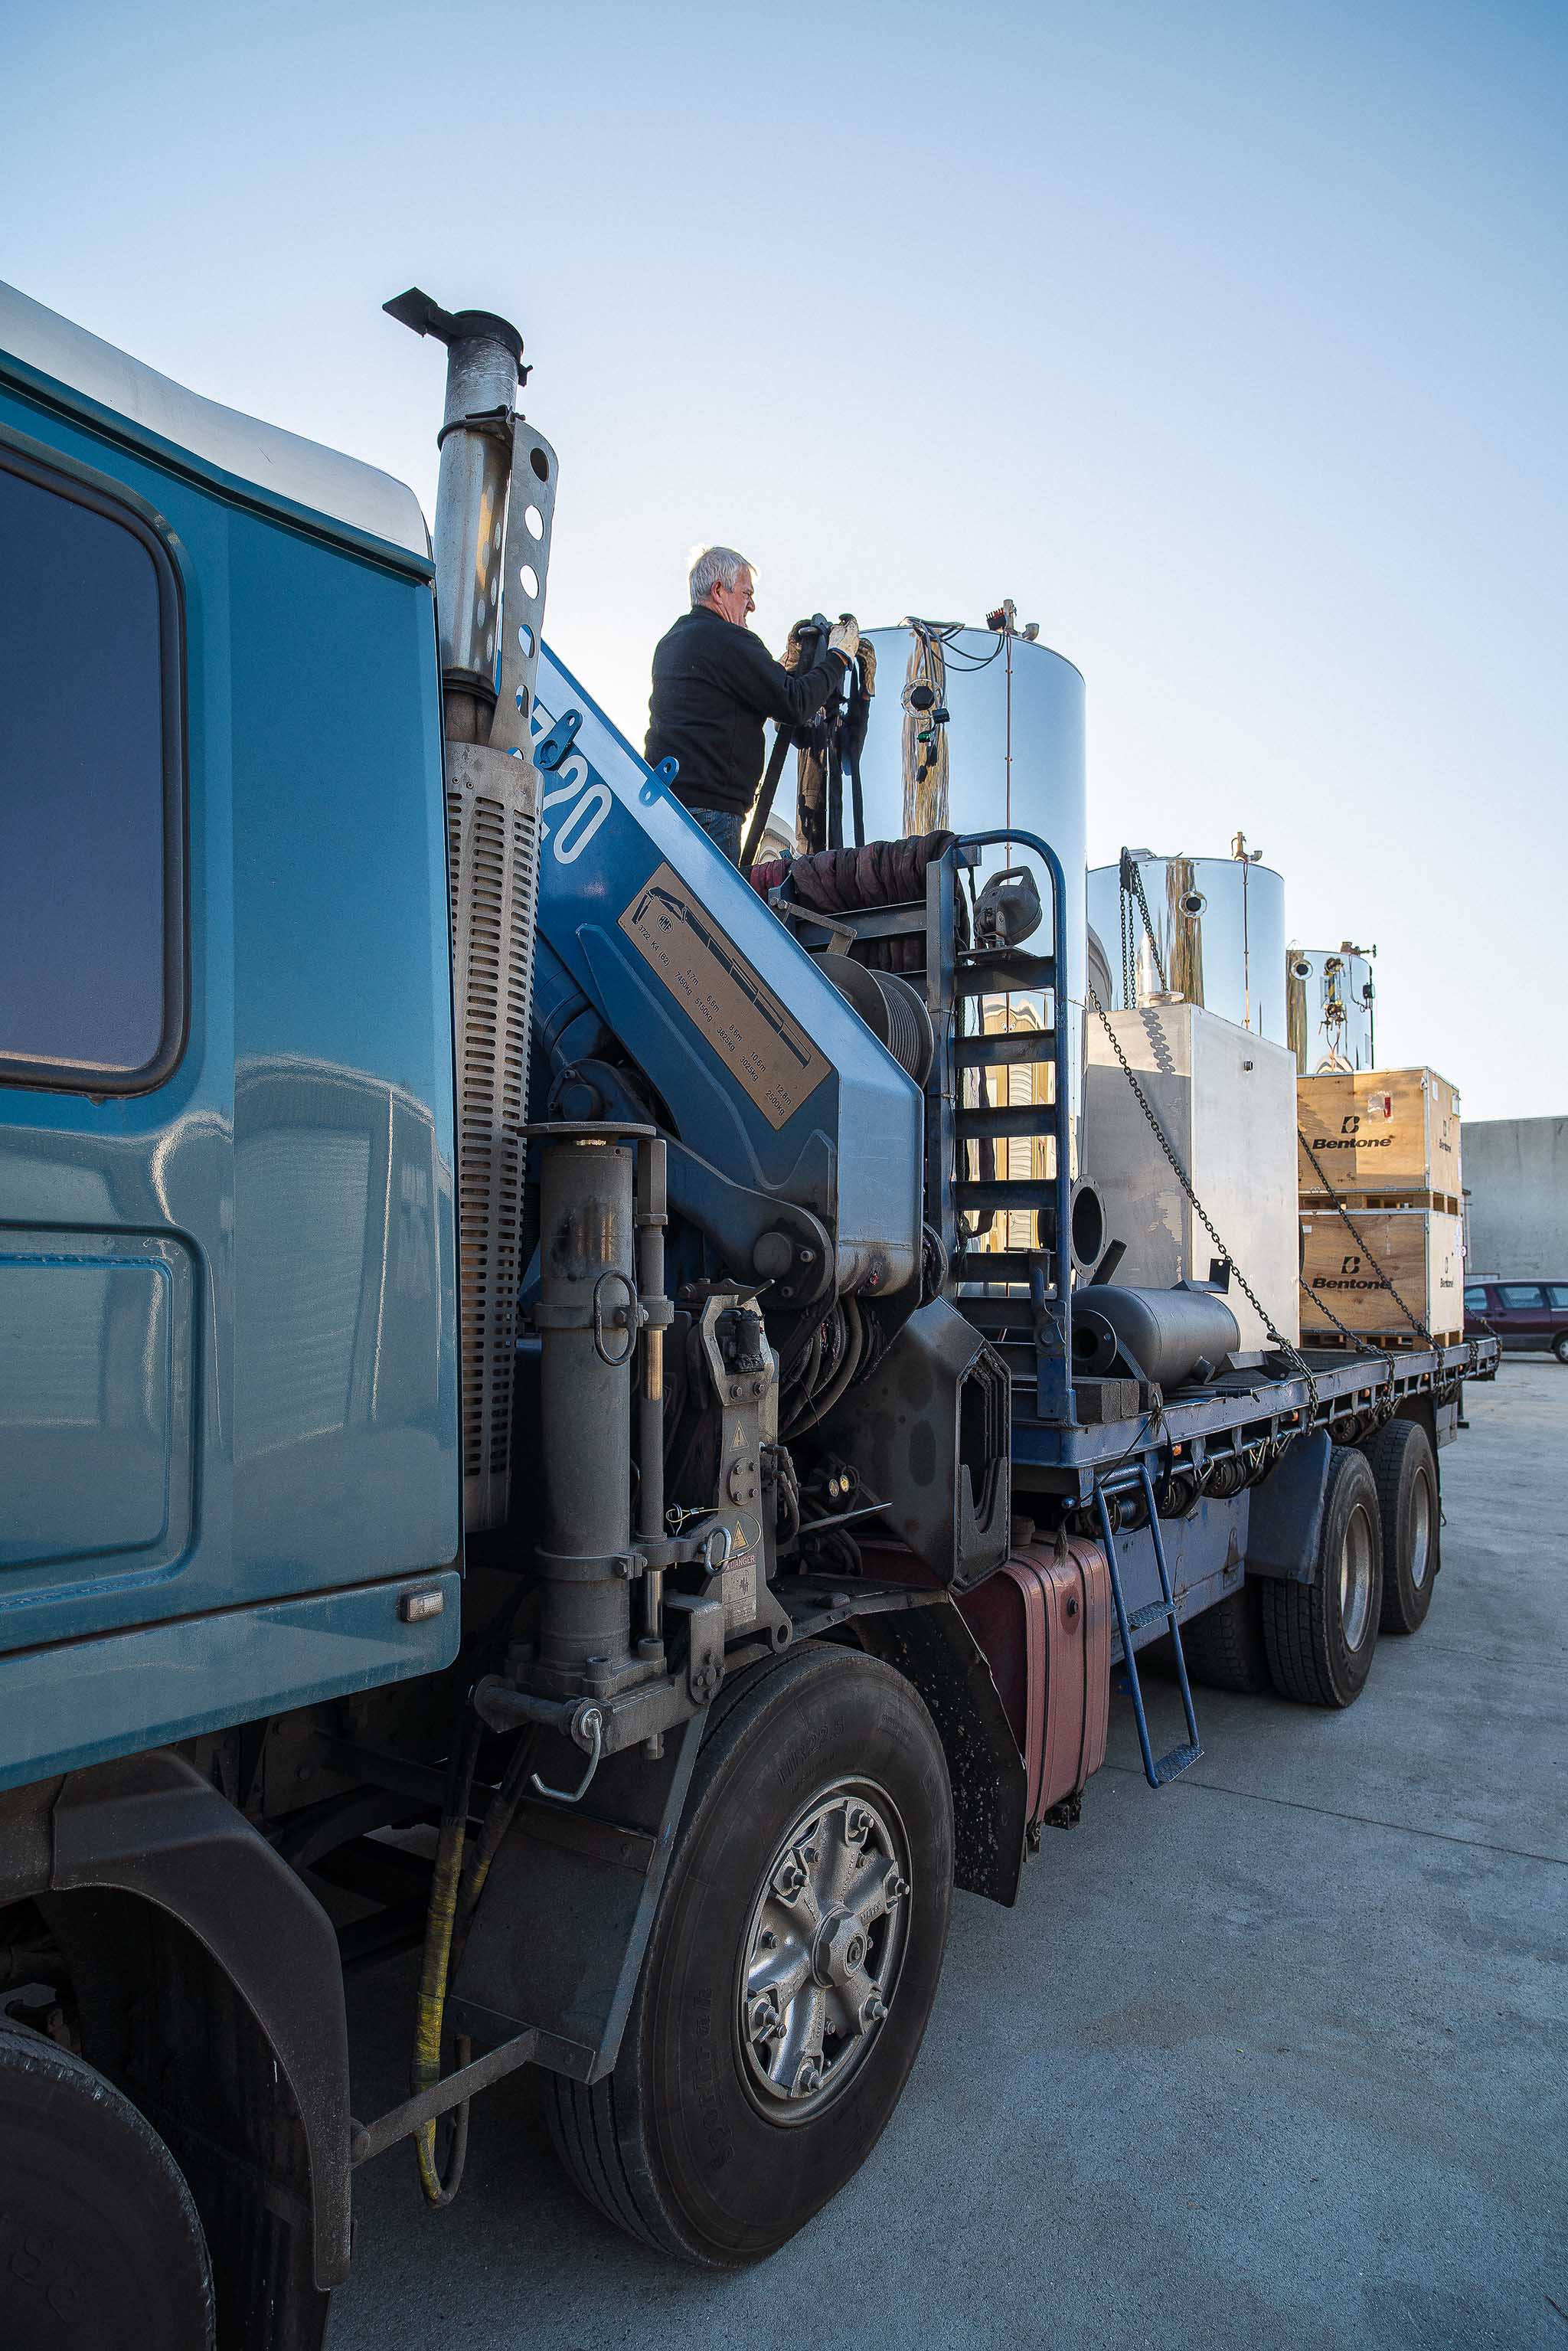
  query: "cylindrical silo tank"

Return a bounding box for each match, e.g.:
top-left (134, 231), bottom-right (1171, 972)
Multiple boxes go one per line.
top-left (1085, 850), bottom-right (1288, 1044)
top-left (1286, 945), bottom-right (1376, 1073)
top-left (858, 626), bottom-right (1088, 1189)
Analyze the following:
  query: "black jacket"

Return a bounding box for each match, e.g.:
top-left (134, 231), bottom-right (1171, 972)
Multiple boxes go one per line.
top-left (645, 607), bottom-right (848, 815)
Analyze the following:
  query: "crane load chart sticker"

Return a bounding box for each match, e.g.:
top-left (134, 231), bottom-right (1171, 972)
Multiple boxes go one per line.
top-left (619, 865), bottom-right (830, 1130)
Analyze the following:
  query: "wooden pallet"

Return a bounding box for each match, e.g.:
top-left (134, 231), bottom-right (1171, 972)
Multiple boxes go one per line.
top-left (1303, 1327), bottom-right (1463, 1354)
top-left (1301, 1188), bottom-right (1462, 1218)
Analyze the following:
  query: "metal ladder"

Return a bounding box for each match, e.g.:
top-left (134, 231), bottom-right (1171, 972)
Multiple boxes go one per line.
top-left (944, 828), bottom-right (1077, 1427)
top-left (1093, 1459), bottom-right (1203, 1788)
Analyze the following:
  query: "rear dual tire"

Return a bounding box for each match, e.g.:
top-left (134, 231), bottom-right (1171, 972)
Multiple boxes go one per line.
top-left (1362, 1417), bottom-right (1439, 1635)
top-left (547, 1643), bottom-right (953, 2267)
top-left (1262, 1444), bottom-right (1383, 1708)
top-left (1179, 1581), bottom-right (1271, 1695)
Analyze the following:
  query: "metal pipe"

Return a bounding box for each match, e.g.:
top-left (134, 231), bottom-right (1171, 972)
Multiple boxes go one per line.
top-left (433, 319), bottom-right (523, 728)
top-left (384, 289), bottom-right (524, 733)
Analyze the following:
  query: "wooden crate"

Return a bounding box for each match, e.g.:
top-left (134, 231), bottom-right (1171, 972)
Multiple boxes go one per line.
top-left (1299, 1206), bottom-right (1465, 1342)
top-left (1297, 1067), bottom-right (1460, 1197)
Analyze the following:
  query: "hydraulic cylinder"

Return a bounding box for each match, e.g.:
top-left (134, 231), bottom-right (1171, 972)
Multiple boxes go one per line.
top-left (531, 1127), bottom-right (643, 1698)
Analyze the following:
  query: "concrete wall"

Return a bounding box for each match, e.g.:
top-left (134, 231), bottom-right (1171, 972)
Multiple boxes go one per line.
top-left (1463, 1116), bottom-right (1568, 1279)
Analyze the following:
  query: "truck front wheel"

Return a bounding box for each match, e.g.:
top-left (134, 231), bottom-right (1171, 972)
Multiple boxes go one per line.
top-left (0, 2026), bottom-right (214, 2350)
top-left (1260, 1444), bottom-right (1383, 1708)
top-left (1362, 1417), bottom-right (1439, 1634)
top-left (547, 1643), bottom-right (954, 2265)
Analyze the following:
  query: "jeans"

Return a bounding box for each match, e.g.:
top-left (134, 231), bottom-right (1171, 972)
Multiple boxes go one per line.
top-left (690, 805), bottom-right (743, 865)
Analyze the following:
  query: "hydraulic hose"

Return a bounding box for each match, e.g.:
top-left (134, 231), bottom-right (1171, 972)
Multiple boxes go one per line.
top-left (449, 1729), bottom-right (540, 1983)
top-left (411, 1707), bottom-right (482, 2206)
top-left (407, 1568), bottom-right (544, 2210)
top-left (781, 1293), bottom-right (865, 1440)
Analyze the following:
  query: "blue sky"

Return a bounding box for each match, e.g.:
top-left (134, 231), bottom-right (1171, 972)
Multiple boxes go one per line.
top-left (5, 0), bottom-right (1564, 1117)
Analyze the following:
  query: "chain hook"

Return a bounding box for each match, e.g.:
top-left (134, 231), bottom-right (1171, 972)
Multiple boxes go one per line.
top-left (530, 1702), bottom-right (604, 1805)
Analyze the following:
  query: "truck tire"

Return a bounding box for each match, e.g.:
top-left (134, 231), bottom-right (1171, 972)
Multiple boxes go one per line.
top-left (547, 1642), bottom-right (953, 2266)
top-left (1260, 1444), bottom-right (1383, 1708)
top-left (1361, 1417), bottom-right (1439, 1634)
top-left (0, 2025), bottom-right (214, 2350)
top-left (1177, 1582), bottom-right (1271, 1694)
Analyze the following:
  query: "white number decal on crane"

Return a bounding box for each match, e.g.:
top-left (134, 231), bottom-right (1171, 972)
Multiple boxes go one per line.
top-left (539, 753), bottom-right (612, 865)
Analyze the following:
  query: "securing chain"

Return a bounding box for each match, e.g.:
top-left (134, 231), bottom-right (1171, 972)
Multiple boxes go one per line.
top-left (1119, 874), bottom-right (1136, 1009)
top-left (1292, 1263), bottom-right (1399, 1391)
top-left (1119, 850), bottom-right (1168, 993)
top-left (1086, 983), bottom-right (1318, 1415)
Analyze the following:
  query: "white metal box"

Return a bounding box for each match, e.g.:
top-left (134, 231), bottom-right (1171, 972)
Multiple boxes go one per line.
top-left (1085, 1005), bottom-right (1300, 1352)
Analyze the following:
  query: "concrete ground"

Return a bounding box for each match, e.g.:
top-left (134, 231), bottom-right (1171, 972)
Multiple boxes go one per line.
top-left (333, 1360), bottom-right (1568, 2350)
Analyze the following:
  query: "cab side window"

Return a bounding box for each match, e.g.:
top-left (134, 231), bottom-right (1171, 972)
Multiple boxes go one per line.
top-left (1497, 1284), bottom-right (1545, 1310)
top-left (0, 445), bottom-right (184, 1090)
top-left (1464, 1286), bottom-right (1488, 1314)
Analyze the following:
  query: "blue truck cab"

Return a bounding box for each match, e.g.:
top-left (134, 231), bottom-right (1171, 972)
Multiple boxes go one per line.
top-left (0, 282), bottom-right (463, 1777)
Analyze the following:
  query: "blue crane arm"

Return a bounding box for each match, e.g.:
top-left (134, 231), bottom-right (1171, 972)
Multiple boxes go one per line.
top-left (527, 646), bottom-right (923, 1300)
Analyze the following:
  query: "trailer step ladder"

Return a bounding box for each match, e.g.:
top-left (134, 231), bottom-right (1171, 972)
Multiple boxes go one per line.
top-left (1093, 1460), bottom-right (1204, 1788)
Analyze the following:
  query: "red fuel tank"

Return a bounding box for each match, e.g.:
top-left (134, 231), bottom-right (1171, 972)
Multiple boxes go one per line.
top-left (957, 1538), bottom-right (1112, 1824)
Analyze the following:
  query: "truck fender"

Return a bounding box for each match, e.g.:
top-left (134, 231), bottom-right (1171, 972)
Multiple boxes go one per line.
top-left (45, 1748), bottom-right (351, 2293)
top-left (851, 1601), bottom-right (1028, 1906)
top-left (1245, 1430), bottom-right (1332, 1583)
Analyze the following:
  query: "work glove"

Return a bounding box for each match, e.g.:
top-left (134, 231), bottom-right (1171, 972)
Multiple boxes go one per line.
top-left (828, 616), bottom-right (860, 662)
top-left (782, 623), bottom-right (807, 673)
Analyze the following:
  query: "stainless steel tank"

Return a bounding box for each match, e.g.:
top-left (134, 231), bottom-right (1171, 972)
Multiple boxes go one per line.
top-left (1286, 945), bottom-right (1376, 1072)
top-left (858, 626), bottom-right (1088, 1187)
top-left (1085, 850), bottom-right (1287, 1044)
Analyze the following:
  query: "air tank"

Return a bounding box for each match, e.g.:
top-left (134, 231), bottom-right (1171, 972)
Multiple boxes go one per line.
top-left (1286, 945), bottom-right (1376, 1073)
top-left (1085, 849), bottom-right (1287, 1045)
top-left (858, 625), bottom-right (1088, 1181)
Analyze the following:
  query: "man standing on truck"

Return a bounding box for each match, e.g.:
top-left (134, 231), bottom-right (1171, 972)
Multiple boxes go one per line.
top-left (646, 544), bottom-right (859, 862)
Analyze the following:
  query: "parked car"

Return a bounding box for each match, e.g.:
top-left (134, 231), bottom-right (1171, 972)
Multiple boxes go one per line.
top-left (1464, 1280), bottom-right (1568, 1360)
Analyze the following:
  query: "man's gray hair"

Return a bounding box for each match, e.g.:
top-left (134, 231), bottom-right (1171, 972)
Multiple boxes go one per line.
top-left (688, 544), bottom-right (755, 607)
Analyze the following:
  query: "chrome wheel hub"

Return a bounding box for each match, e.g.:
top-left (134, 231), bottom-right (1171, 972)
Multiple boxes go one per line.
top-left (1410, 1476), bottom-right (1432, 1589)
top-left (1339, 1501), bottom-right (1375, 1650)
top-left (738, 1784), bottom-right (910, 2120)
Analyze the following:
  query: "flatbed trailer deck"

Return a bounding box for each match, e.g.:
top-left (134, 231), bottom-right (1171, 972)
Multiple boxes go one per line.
top-left (1016, 1338), bottom-right (1495, 1496)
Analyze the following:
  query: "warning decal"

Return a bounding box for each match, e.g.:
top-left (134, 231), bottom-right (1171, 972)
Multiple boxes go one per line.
top-left (619, 863), bottom-right (831, 1131)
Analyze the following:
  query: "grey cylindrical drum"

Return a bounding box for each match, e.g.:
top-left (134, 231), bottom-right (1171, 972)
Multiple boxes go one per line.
top-left (1286, 947), bottom-right (1376, 1072)
top-left (534, 1132), bottom-right (635, 1693)
top-left (858, 626), bottom-right (1088, 1180)
top-left (1086, 852), bottom-right (1287, 1045)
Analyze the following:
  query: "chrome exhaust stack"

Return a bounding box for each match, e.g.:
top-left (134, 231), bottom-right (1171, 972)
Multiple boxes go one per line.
top-left (387, 287), bottom-right (558, 1532)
